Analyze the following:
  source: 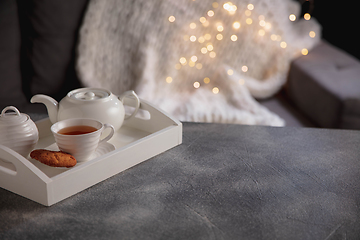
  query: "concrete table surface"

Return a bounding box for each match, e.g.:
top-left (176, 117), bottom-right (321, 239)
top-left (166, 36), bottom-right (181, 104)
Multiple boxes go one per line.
top-left (1, 122), bottom-right (360, 239)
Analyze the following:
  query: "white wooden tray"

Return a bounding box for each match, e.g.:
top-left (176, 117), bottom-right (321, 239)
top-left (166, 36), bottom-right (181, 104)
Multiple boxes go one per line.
top-left (0, 99), bottom-right (182, 206)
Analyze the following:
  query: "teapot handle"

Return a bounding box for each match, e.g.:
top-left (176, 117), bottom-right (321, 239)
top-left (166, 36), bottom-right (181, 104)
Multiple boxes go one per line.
top-left (119, 90), bottom-right (140, 120)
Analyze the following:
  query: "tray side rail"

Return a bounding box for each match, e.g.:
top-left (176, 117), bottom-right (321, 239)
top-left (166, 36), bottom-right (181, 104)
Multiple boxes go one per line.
top-left (123, 98), bottom-right (182, 133)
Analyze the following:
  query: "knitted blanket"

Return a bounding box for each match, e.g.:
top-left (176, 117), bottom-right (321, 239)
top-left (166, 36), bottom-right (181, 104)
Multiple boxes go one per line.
top-left (76, 0), bottom-right (321, 126)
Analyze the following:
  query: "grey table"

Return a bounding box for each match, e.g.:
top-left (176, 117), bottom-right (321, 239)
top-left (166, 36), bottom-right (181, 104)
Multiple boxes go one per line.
top-left (1, 122), bottom-right (360, 239)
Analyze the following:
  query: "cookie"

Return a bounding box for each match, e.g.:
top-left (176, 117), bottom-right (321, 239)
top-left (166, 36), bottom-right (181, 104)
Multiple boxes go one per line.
top-left (30, 149), bottom-right (77, 168)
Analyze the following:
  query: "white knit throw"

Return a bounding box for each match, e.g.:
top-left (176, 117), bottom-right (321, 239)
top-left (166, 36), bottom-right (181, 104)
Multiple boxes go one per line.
top-left (76, 0), bottom-right (321, 126)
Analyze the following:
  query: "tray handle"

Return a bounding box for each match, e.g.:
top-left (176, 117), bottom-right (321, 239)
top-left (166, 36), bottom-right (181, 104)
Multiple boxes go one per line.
top-left (122, 98), bottom-right (182, 133)
top-left (0, 144), bottom-right (51, 185)
top-left (0, 144), bottom-right (52, 205)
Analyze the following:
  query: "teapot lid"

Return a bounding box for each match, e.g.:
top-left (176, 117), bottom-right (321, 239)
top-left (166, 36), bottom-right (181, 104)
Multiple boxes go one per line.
top-left (68, 88), bottom-right (111, 101)
top-left (0, 106), bottom-right (29, 125)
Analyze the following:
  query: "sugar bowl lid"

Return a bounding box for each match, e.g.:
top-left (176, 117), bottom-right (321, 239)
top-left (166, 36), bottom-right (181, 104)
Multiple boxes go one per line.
top-left (0, 106), bottom-right (29, 125)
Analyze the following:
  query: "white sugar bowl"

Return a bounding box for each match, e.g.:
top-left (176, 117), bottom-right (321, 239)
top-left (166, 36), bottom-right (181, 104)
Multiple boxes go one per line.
top-left (0, 106), bottom-right (39, 157)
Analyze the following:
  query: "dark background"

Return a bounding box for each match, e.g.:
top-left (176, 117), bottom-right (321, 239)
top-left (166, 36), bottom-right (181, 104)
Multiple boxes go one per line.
top-left (309, 0), bottom-right (360, 60)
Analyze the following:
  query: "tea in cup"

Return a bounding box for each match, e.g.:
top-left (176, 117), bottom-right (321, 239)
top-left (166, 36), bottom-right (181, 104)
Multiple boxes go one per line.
top-left (51, 118), bottom-right (115, 162)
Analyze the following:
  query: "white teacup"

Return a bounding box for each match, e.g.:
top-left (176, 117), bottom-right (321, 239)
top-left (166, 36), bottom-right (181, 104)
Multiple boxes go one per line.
top-left (51, 118), bottom-right (115, 162)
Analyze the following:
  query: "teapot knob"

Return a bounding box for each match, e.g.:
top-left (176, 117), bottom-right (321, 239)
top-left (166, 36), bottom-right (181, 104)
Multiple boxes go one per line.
top-left (84, 91), bottom-right (96, 100)
top-left (1, 106), bottom-right (21, 117)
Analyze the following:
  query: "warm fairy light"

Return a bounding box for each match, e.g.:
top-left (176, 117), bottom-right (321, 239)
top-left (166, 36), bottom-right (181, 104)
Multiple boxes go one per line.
top-left (179, 57), bottom-right (187, 65)
top-left (202, 20), bottom-right (210, 27)
top-left (265, 22), bottom-right (272, 30)
top-left (259, 20), bottom-right (266, 27)
top-left (246, 18), bottom-right (253, 25)
top-left (190, 22), bottom-right (197, 29)
top-left (289, 14), bottom-right (296, 21)
top-left (168, 16), bottom-right (175, 23)
top-left (212, 87), bottom-right (219, 94)
top-left (166, 76), bottom-right (173, 83)
top-left (247, 4), bottom-right (254, 10)
top-left (223, 2), bottom-right (230, 10)
top-left (233, 21), bottom-right (241, 29)
top-left (209, 52), bottom-right (216, 58)
top-left (229, 7), bottom-right (237, 14)
top-left (223, 2), bottom-right (237, 14)
top-left (309, 31), bottom-right (316, 38)
top-left (168, 1), bottom-right (317, 92)
top-left (223, 2), bottom-right (234, 10)
top-left (198, 36), bottom-right (205, 43)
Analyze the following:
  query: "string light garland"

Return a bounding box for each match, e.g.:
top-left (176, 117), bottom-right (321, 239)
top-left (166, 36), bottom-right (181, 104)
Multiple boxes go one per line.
top-left (166, 1), bottom-right (316, 94)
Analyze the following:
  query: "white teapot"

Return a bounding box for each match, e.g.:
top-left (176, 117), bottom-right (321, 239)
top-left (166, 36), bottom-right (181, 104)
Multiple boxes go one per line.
top-left (30, 88), bottom-right (140, 131)
top-left (0, 106), bottom-right (39, 157)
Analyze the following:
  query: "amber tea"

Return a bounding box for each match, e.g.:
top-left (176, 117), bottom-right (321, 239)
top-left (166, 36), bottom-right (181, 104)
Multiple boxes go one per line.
top-left (58, 125), bottom-right (98, 135)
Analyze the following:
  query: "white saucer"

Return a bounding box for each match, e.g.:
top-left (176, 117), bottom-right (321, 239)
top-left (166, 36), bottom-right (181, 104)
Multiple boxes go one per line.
top-left (88, 142), bottom-right (116, 160)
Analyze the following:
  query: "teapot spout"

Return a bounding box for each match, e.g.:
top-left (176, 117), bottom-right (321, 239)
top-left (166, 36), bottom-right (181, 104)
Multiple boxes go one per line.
top-left (30, 94), bottom-right (59, 123)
